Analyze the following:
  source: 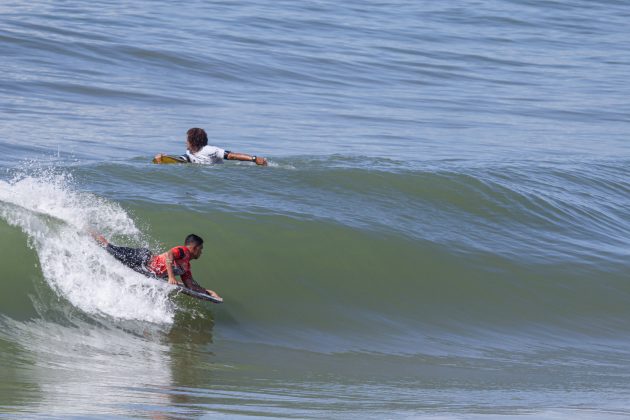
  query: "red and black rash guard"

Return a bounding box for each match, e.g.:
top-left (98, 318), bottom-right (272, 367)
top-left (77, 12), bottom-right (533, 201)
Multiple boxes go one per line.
top-left (147, 246), bottom-right (192, 282)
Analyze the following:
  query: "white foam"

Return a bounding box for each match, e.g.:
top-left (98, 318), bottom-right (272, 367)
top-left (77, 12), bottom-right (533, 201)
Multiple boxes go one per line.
top-left (0, 171), bottom-right (176, 324)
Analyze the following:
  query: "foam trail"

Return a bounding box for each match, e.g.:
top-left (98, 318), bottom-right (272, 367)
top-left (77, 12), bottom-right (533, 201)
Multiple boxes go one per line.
top-left (0, 172), bottom-right (175, 324)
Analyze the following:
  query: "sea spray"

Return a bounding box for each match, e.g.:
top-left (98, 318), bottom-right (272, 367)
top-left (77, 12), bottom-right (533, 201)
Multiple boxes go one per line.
top-left (0, 170), bottom-right (176, 324)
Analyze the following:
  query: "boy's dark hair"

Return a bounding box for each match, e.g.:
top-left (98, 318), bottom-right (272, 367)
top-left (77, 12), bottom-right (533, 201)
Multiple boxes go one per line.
top-left (186, 128), bottom-right (208, 153)
top-left (185, 234), bottom-right (204, 246)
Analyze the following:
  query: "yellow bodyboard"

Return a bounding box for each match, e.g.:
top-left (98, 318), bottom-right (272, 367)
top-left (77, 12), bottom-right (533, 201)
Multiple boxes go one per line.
top-left (152, 155), bottom-right (188, 164)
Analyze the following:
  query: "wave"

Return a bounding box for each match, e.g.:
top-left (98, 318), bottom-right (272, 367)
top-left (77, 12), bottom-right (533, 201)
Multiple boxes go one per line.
top-left (0, 170), bottom-right (179, 325)
top-left (0, 160), bottom-right (629, 355)
top-left (72, 156), bottom-right (630, 261)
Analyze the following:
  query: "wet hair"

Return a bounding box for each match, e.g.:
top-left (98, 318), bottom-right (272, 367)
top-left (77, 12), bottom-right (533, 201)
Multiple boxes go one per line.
top-left (185, 234), bottom-right (204, 247)
top-left (186, 128), bottom-right (208, 153)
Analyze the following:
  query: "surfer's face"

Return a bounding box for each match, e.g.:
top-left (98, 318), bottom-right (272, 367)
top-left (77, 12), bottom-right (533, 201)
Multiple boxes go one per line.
top-left (190, 244), bottom-right (203, 259)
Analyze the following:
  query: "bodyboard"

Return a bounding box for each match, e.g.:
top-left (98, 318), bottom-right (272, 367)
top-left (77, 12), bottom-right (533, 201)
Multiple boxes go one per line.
top-left (152, 155), bottom-right (189, 164)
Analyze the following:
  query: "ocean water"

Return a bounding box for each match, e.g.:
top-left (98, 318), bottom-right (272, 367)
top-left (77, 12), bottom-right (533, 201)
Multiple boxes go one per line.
top-left (1, 0), bottom-right (630, 418)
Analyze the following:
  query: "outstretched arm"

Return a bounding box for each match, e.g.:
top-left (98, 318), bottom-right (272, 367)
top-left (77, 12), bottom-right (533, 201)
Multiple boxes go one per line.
top-left (182, 275), bottom-right (222, 299)
top-left (224, 151), bottom-right (267, 166)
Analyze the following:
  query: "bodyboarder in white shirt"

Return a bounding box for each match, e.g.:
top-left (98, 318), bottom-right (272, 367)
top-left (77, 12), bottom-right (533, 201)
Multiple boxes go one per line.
top-left (154, 127), bottom-right (268, 166)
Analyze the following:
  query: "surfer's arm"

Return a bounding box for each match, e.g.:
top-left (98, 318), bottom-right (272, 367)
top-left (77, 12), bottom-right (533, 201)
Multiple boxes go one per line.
top-left (182, 275), bottom-right (221, 299)
top-left (163, 250), bottom-right (178, 285)
top-left (224, 151), bottom-right (267, 166)
top-left (181, 275), bottom-right (205, 293)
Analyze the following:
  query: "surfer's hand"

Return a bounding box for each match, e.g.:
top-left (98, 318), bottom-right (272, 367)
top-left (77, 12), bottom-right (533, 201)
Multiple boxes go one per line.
top-left (154, 153), bottom-right (164, 163)
top-left (168, 276), bottom-right (178, 285)
top-left (255, 156), bottom-right (267, 166)
top-left (206, 289), bottom-right (221, 299)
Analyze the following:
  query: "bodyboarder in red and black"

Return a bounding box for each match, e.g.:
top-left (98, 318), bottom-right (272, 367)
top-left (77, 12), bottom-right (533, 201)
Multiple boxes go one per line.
top-left (91, 232), bottom-right (221, 301)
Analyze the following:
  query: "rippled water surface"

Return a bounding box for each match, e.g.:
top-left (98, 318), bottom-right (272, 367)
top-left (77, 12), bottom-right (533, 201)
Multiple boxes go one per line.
top-left (1, 0), bottom-right (630, 418)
